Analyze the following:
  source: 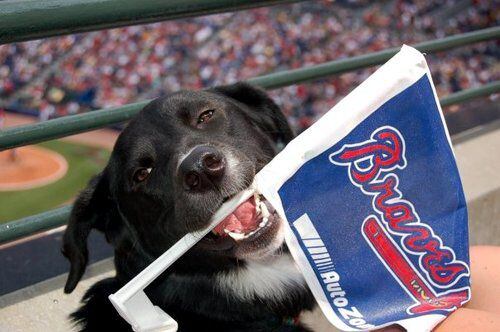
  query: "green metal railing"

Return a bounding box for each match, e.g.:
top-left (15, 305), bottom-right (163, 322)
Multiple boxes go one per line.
top-left (0, 206), bottom-right (71, 244)
top-left (439, 81), bottom-right (500, 107)
top-left (0, 0), bottom-right (304, 44)
top-left (0, 1), bottom-right (499, 245)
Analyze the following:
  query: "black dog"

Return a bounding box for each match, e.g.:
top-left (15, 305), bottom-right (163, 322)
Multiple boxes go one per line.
top-left (62, 83), bottom-right (316, 331)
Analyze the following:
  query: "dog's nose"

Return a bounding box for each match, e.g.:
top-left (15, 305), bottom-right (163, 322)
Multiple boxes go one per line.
top-left (179, 146), bottom-right (226, 191)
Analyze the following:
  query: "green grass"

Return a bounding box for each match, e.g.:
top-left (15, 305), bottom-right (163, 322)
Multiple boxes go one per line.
top-left (0, 140), bottom-right (110, 223)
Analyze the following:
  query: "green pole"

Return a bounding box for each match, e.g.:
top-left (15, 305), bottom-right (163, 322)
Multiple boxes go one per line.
top-left (0, 206), bottom-right (71, 245)
top-left (0, 0), bottom-right (304, 44)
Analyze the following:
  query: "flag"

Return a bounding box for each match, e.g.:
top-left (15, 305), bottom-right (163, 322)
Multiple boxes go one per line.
top-left (256, 45), bottom-right (470, 331)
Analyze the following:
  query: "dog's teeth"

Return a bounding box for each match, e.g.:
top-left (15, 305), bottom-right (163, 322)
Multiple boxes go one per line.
top-left (224, 229), bottom-right (230, 234)
top-left (254, 194), bottom-right (261, 213)
top-left (259, 217), bottom-right (268, 228)
top-left (260, 202), bottom-right (270, 218)
top-left (254, 193), bottom-right (260, 203)
top-left (227, 231), bottom-right (245, 241)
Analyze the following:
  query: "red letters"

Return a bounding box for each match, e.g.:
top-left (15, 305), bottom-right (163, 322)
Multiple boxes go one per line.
top-left (330, 127), bottom-right (405, 184)
top-left (331, 126), bottom-right (469, 290)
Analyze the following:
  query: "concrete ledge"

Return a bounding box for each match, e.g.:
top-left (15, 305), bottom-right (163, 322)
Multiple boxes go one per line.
top-left (467, 187), bottom-right (500, 246)
top-left (0, 258), bottom-right (114, 309)
top-left (1, 126), bottom-right (500, 332)
top-left (0, 263), bottom-right (114, 332)
top-left (454, 126), bottom-right (500, 245)
top-left (0, 259), bottom-right (114, 332)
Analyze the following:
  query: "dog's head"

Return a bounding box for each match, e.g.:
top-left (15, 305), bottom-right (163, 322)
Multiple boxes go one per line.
top-left (62, 83), bottom-right (294, 293)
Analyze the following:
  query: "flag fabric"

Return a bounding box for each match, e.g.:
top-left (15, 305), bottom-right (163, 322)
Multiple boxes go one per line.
top-left (256, 45), bottom-right (470, 331)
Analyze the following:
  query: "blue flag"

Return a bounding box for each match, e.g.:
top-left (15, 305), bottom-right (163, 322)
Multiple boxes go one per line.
top-left (256, 46), bottom-right (470, 331)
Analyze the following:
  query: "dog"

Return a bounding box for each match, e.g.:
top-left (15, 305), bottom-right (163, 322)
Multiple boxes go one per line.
top-left (62, 83), bottom-right (316, 331)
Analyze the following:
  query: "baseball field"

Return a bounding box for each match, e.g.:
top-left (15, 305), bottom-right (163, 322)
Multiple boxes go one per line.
top-left (0, 140), bottom-right (110, 223)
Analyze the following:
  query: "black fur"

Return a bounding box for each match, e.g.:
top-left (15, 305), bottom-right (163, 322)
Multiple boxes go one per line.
top-left (63, 83), bottom-right (315, 331)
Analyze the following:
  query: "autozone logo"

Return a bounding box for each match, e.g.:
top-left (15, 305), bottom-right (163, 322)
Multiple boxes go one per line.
top-left (329, 126), bottom-right (470, 314)
top-left (293, 214), bottom-right (375, 330)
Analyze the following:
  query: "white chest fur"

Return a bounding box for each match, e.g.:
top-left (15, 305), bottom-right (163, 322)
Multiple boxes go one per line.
top-left (216, 254), bottom-right (307, 303)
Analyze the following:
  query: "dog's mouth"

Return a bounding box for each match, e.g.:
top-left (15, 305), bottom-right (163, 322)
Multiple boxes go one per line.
top-left (198, 193), bottom-right (283, 258)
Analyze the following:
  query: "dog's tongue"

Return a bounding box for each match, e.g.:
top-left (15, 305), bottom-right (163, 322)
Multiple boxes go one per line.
top-left (213, 197), bottom-right (258, 235)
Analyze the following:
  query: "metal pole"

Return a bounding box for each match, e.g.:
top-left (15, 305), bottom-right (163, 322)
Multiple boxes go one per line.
top-left (0, 206), bottom-right (71, 245)
top-left (0, 0), bottom-right (304, 44)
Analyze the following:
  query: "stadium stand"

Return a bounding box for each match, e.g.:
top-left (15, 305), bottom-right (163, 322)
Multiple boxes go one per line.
top-left (0, 0), bottom-right (497, 132)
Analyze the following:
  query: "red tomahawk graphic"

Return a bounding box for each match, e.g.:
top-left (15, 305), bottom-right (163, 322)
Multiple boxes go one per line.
top-left (362, 216), bottom-right (469, 314)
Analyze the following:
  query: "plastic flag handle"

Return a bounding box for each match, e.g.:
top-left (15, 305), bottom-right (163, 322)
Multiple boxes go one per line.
top-left (109, 185), bottom-right (256, 332)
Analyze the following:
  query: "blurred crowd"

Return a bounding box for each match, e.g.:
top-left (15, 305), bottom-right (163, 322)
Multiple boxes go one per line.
top-left (0, 0), bottom-right (497, 132)
top-left (0, 36), bottom-right (78, 97)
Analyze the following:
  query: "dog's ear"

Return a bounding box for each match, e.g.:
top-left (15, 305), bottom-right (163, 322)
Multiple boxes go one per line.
top-left (62, 171), bottom-right (113, 293)
top-left (211, 82), bottom-right (294, 145)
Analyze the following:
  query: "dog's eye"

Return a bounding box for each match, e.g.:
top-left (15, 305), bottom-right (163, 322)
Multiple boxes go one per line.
top-left (197, 109), bottom-right (215, 124)
top-left (133, 167), bottom-right (152, 183)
